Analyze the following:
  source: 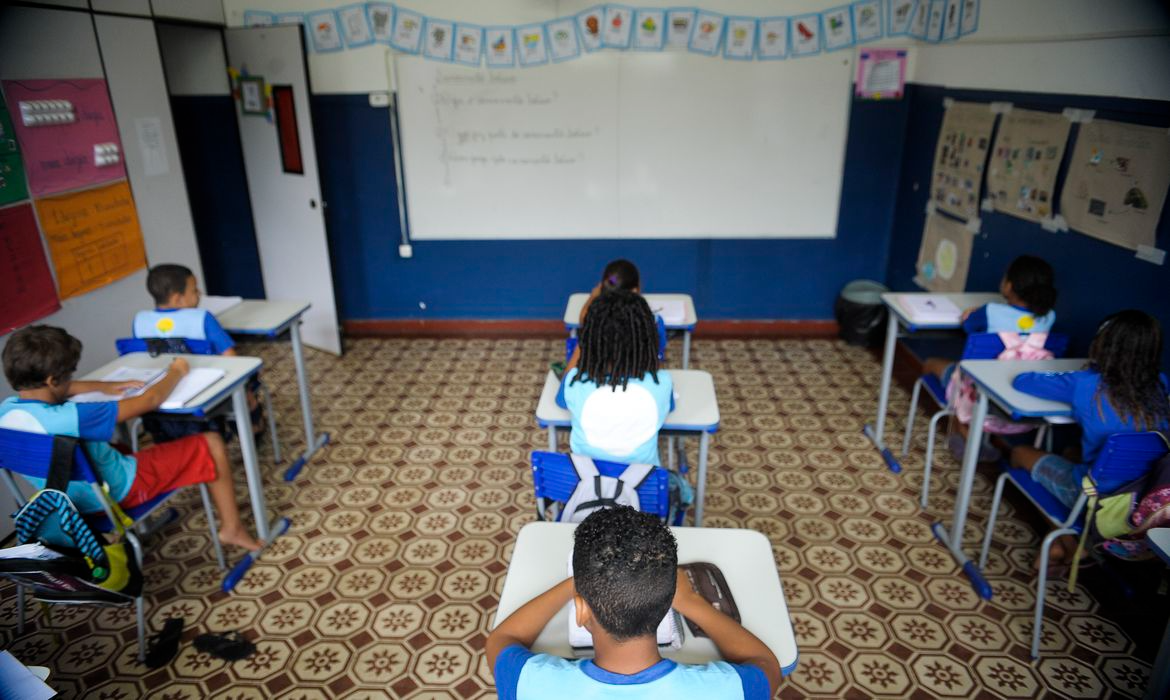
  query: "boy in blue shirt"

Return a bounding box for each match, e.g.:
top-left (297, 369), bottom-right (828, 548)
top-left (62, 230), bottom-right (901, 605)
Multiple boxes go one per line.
top-left (0, 325), bottom-right (261, 551)
top-left (487, 506), bottom-right (780, 699)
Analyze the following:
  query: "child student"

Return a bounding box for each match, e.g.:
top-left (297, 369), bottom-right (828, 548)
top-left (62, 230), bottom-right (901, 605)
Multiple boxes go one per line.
top-left (0, 326), bottom-right (262, 551)
top-left (1009, 310), bottom-right (1170, 568)
top-left (560, 290), bottom-right (672, 466)
top-left (564, 259), bottom-right (666, 373)
top-left (487, 506), bottom-right (780, 698)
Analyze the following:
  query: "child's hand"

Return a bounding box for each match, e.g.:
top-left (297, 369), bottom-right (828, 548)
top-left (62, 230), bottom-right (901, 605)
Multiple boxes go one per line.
top-left (104, 380), bottom-right (145, 395)
top-left (961, 307), bottom-right (975, 321)
top-left (672, 568), bottom-right (703, 613)
top-left (169, 357), bottom-right (190, 377)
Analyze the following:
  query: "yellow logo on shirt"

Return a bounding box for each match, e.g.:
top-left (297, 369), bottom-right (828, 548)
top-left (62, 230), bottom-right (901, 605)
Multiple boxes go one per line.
top-left (1018, 315), bottom-right (1035, 331)
top-left (156, 317), bottom-right (175, 334)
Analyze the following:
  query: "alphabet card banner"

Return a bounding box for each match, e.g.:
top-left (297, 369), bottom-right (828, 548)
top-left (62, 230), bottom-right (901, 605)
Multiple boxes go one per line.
top-left (34, 180), bottom-right (147, 300)
top-left (930, 100), bottom-right (996, 220)
top-left (915, 213), bottom-right (973, 293)
top-left (1060, 119), bottom-right (1170, 251)
top-left (986, 108), bottom-right (1071, 223)
top-left (2, 79), bottom-right (127, 197)
top-left (0, 203), bottom-right (60, 333)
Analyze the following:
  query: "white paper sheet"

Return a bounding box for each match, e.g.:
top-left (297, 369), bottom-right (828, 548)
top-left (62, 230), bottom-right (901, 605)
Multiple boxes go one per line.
top-left (0, 650), bottom-right (56, 700)
top-left (70, 367), bottom-right (166, 403)
top-left (160, 368), bottom-right (226, 410)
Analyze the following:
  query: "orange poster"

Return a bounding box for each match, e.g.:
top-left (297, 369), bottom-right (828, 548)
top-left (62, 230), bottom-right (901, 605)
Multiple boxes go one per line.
top-left (34, 180), bottom-right (147, 299)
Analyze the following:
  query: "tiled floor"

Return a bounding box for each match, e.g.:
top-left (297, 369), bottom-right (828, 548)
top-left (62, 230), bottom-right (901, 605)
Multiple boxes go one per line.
top-left (0, 337), bottom-right (1163, 698)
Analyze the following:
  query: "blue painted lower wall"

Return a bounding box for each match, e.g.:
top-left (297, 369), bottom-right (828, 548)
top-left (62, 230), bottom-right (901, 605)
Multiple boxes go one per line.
top-left (886, 85), bottom-right (1170, 366)
top-left (311, 92), bottom-right (908, 320)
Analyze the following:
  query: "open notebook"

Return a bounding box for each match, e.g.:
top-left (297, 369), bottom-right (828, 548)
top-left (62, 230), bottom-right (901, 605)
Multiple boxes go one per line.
top-left (648, 299), bottom-right (687, 325)
top-left (566, 549), bottom-right (683, 653)
top-left (71, 367), bottom-right (225, 409)
top-left (896, 295), bottom-right (962, 324)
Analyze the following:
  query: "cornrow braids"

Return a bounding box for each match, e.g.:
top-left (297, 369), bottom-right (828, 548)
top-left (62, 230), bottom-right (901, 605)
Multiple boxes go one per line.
top-left (571, 289), bottom-right (660, 390)
top-left (1089, 310), bottom-right (1170, 431)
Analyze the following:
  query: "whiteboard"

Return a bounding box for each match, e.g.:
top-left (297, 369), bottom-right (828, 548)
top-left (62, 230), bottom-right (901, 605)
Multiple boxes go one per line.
top-left (396, 51), bottom-right (852, 239)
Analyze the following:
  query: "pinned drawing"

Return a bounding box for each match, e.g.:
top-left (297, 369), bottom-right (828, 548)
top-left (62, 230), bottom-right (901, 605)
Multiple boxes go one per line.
top-left (576, 8), bottom-right (604, 52)
top-left (1060, 119), bottom-right (1170, 251)
top-left (423, 19), bottom-right (455, 61)
top-left (633, 9), bottom-right (666, 50)
top-left (930, 101), bottom-right (996, 220)
top-left (915, 213), bottom-right (973, 293)
top-left (689, 11), bottom-right (725, 55)
top-left (986, 108), bottom-right (1070, 223)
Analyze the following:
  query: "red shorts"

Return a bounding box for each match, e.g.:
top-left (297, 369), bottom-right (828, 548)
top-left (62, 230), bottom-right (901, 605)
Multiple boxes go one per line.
top-left (121, 434), bottom-right (218, 508)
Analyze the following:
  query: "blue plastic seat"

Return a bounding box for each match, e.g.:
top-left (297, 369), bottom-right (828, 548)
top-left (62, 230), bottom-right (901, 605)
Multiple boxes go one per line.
top-left (531, 451), bottom-right (674, 523)
top-left (978, 432), bottom-right (1169, 659)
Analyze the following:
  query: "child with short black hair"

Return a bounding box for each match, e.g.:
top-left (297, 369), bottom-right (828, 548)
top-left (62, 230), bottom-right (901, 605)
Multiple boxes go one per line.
top-left (487, 506), bottom-right (779, 698)
top-left (0, 325), bottom-right (261, 551)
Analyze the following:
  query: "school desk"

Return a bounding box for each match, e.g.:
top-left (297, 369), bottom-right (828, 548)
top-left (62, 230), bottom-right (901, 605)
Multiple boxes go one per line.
top-left (866, 292), bottom-right (1002, 472)
top-left (215, 300), bottom-right (328, 481)
top-left (932, 358), bottom-right (1085, 600)
top-left (536, 369), bottom-right (719, 526)
top-left (564, 293), bottom-right (698, 368)
top-left (1146, 528), bottom-right (1170, 700)
top-left (494, 521), bottom-right (799, 676)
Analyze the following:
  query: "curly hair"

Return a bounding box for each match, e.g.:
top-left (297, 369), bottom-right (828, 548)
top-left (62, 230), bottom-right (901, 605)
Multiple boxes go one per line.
top-left (1089, 310), bottom-right (1170, 431)
top-left (1005, 255), bottom-right (1057, 316)
top-left (572, 506), bottom-right (678, 641)
top-left (2, 325), bottom-right (82, 390)
top-left (571, 289), bottom-right (660, 390)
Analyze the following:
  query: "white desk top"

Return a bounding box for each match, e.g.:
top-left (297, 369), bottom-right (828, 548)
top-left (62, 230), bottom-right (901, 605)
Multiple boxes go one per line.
top-left (1148, 528), bottom-right (1170, 566)
top-left (536, 370), bottom-right (720, 432)
top-left (882, 292), bottom-right (1002, 330)
top-left (564, 293), bottom-right (697, 329)
top-left (215, 300), bottom-right (311, 336)
top-left (494, 522), bottom-right (798, 673)
top-left (960, 359), bottom-right (1086, 419)
top-left (81, 353), bottom-right (262, 416)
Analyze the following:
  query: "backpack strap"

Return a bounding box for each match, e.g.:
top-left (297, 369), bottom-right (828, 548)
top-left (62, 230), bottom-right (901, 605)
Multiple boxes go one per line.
top-left (569, 455), bottom-right (615, 515)
top-left (45, 435), bottom-right (78, 494)
top-left (617, 463), bottom-right (655, 491)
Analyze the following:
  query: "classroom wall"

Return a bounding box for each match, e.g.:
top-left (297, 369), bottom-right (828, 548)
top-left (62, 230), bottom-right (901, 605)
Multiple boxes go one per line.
top-left (0, 5), bottom-right (205, 393)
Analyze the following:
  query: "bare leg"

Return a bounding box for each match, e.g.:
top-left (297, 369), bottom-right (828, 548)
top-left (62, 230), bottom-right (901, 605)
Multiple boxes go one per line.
top-left (1011, 446), bottom-right (1078, 568)
top-left (923, 357), bottom-right (952, 381)
top-left (1010, 445), bottom-right (1048, 472)
top-left (203, 432), bottom-right (263, 551)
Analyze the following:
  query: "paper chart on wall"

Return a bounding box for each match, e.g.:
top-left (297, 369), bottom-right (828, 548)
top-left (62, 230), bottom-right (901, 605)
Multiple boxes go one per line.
top-left (915, 213), bottom-right (973, 293)
top-left (0, 203), bottom-right (60, 333)
top-left (34, 180), bottom-right (147, 300)
top-left (1060, 119), bottom-right (1170, 251)
top-left (931, 101), bottom-right (995, 220)
top-left (986, 108), bottom-right (1070, 223)
top-left (2, 79), bottom-right (126, 197)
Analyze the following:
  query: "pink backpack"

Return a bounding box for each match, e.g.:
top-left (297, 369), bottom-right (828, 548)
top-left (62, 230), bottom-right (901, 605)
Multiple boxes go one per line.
top-left (946, 332), bottom-right (1053, 434)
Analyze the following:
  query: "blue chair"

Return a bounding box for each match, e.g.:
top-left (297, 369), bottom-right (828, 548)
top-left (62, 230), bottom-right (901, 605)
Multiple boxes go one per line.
top-left (115, 337), bottom-right (280, 461)
top-left (0, 428), bottom-right (226, 662)
top-left (978, 432), bottom-right (1169, 659)
top-left (531, 451), bottom-right (675, 524)
top-left (902, 332), bottom-right (1069, 507)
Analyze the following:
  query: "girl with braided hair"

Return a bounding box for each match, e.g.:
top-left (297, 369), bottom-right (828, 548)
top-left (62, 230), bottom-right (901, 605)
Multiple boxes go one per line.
top-left (1010, 309), bottom-right (1170, 569)
top-left (560, 289), bottom-right (674, 466)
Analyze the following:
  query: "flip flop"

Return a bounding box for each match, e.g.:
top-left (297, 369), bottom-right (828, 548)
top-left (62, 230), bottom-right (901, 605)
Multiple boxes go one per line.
top-left (144, 617), bottom-right (184, 669)
top-left (193, 631), bottom-right (256, 661)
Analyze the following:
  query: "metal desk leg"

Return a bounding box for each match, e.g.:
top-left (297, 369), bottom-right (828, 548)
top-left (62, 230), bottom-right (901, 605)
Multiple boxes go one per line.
top-left (548, 426), bottom-right (558, 452)
top-left (931, 389), bottom-right (993, 600)
top-left (864, 312), bottom-right (903, 472)
top-left (285, 320), bottom-right (330, 481)
top-left (682, 330), bottom-right (692, 369)
top-left (695, 432), bottom-right (710, 527)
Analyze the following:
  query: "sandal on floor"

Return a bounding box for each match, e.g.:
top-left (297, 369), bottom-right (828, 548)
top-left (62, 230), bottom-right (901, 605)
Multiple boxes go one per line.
top-left (144, 617), bottom-right (184, 669)
top-left (194, 631), bottom-right (256, 661)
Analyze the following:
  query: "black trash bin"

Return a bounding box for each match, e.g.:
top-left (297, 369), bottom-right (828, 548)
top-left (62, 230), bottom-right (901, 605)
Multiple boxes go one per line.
top-left (835, 280), bottom-right (889, 347)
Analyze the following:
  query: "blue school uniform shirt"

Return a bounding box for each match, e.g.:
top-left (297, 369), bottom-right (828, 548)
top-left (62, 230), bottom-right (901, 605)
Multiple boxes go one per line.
top-left (963, 302), bottom-right (1055, 335)
top-left (0, 397), bottom-right (136, 513)
top-left (494, 645), bottom-right (770, 700)
top-left (1013, 370), bottom-right (1170, 490)
top-left (133, 307), bottom-right (234, 355)
top-left (560, 368), bottom-right (673, 467)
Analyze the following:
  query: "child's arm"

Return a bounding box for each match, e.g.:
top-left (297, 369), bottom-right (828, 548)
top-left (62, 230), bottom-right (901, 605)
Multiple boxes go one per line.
top-left (961, 305), bottom-right (988, 333)
top-left (486, 577), bottom-right (574, 669)
top-left (68, 379), bottom-right (146, 396)
top-left (673, 570), bottom-right (781, 694)
top-left (578, 284), bottom-right (602, 325)
top-left (1012, 370), bottom-right (1077, 403)
top-left (115, 358), bottom-right (189, 423)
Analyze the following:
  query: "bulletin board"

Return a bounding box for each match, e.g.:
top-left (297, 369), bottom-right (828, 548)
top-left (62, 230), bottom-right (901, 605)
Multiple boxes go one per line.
top-left (930, 101), bottom-right (996, 221)
top-left (985, 108), bottom-right (1070, 224)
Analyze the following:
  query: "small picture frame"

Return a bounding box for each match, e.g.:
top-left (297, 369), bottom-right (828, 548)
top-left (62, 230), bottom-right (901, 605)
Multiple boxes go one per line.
top-left (239, 76), bottom-right (267, 116)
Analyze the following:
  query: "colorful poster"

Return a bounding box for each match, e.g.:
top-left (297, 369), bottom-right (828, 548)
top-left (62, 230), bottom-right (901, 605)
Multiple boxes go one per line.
top-left (931, 100), bottom-right (996, 220)
top-left (757, 18), bottom-right (789, 59)
top-left (576, 8), bottom-right (605, 52)
top-left (454, 24), bottom-right (484, 66)
top-left (0, 203), bottom-right (60, 333)
top-left (423, 19), bottom-right (455, 61)
top-left (516, 24), bottom-right (549, 66)
top-left (723, 18), bottom-right (757, 60)
top-left (666, 9), bottom-right (695, 48)
top-left (823, 6), bottom-right (855, 51)
top-left (632, 9), bottom-right (666, 51)
top-left (791, 15), bottom-right (822, 56)
top-left (602, 6), bottom-right (634, 49)
top-left (889, 0), bottom-right (917, 35)
top-left (390, 8), bottom-right (424, 53)
top-left (485, 28), bottom-right (515, 67)
top-left (915, 213), bottom-right (973, 293)
top-left (853, 1), bottom-right (883, 42)
top-left (1060, 119), bottom-right (1170, 251)
top-left (689, 12), bottom-right (725, 55)
top-left (855, 49), bottom-right (907, 100)
top-left (34, 180), bottom-right (147, 300)
top-left (986, 108), bottom-right (1070, 223)
top-left (2, 79), bottom-right (126, 197)
top-left (306, 11), bottom-right (343, 52)
top-left (338, 4), bottom-right (373, 48)
top-left (0, 154), bottom-right (28, 206)
top-left (367, 3), bottom-right (394, 43)
top-left (546, 19), bottom-right (580, 62)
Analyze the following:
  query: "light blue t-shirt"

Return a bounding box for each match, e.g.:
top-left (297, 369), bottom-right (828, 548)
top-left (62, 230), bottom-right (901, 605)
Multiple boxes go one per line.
top-left (963, 302), bottom-right (1055, 335)
top-left (0, 397), bottom-right (136, 513)
top-left (561, 368), bottom-right (673, 466)
top-left (494, 645), bottom-right (769, 700)
top-left (133, 307), bottom-right (235, 355)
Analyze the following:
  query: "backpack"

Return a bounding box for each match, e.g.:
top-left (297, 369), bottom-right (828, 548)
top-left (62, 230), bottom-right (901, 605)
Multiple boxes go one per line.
top-left (1086, 444), bottom-right (1170, 564)
top-left (560, 454), bottom-right (655, 523)
top-left (946, 332), bottom-right (1053, 434)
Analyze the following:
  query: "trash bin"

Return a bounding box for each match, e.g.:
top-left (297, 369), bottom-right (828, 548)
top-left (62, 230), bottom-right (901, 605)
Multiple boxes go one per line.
top-left (835, 280), bottom-right (889, 347)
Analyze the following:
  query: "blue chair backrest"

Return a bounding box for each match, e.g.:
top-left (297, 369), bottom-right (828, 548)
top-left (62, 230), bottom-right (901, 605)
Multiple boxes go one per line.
top-left (531, 451), bottom-right (671, 519)
top-left (0, 428), bottom-right (100, 485)
top-left (961, 332), bottom-right (1070, 360)
top-left (1088, 432), bottom-right (1170, 493)
top-left (117, 337), bottom-right (213, 357)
